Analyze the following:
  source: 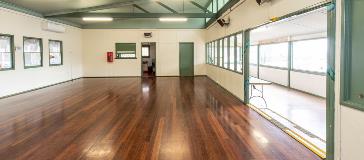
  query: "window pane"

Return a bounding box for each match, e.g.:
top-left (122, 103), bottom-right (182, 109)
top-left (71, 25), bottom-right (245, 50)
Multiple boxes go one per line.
top-left (219, 39), bottom-right (223, 67)
top-left (0, 36), bottom-right (11, 52)
top-left (142, 46), bottom-right (149, 57)
top-left (214, 41), bottom-right (217, 65)
top-left (24, 38), bottom-right (41, 52)
top-left (0, 35), bottom-right (12, 69)
top-left (25, 52), bottom-right (41, 66)
top-left (250, 45), bottom-right (258, 64)
top-left (223, 37), bottom-right (228, 68)
top-left (50, 52), bottom-right (61, 64)
top-left (218, 0), bottom-right (224, 10)
top-left (229, 36), bottom-right (235, 70)
top-left (260, 42), bottom-right (288, 68)
top-left (49, 41), bottom-right (61, 53)
top-left (237, 33), bottom-right (243, 72)
top-left (0, 52), bottom-right (12, 69)
top-left (292, 39), bottom-right (327, 72)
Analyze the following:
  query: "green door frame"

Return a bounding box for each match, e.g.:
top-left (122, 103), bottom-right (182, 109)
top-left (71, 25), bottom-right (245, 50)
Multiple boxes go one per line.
top-left (179, 42), bottom-right (194, 76)
top-left (242, 2), bottom-right (336, 159)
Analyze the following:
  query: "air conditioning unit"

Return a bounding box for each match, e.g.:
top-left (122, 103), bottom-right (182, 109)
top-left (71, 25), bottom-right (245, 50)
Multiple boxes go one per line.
top-left (144, 32), bottom-right (152, 38)
top-left (217, 18), bottom-right (230, 27)
top-left (41, 22), bottom-right (66, 33)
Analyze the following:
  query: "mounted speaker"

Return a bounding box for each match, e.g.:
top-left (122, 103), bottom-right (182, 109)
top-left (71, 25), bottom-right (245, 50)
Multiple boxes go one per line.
top-left (217, 18), bottom-right (230, 27)
top-left (144, 32), bottom-right (152, 38)
top-left (256, 0), bottom-right (271, 5)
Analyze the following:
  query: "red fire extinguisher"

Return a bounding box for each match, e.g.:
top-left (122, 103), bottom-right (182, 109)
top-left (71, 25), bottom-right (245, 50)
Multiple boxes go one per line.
top-left (107, 52), bottom-right (113, 62)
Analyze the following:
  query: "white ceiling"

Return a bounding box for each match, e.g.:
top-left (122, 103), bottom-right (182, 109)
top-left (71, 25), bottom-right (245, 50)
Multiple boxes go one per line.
top-left (250, 8), bottom-right (327, 44)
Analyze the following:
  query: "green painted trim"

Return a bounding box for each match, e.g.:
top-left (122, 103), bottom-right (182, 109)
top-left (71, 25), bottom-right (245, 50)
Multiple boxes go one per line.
top-left (156, 1), bottom-right (178, 13)
top-left (55, 13), bottom-right (215, 18)
top-left (326, 0), bottom-right (336, 160)
top-left (190, 1), bottom-right (212, 13)
top-left (340, 0), bottom-right (364, 111)
top-left (0, 0), bottom-right (42, 17)
top-left (0, 34), bottom-right (15, 71)
top-left (45, 0), bottom-right (149, 17)
top-left (133, 4), bottom-right (149, 13)
top-left (23, 37), bottom-right (43, 69)
top-left (243, 30), bottom-right (250, 103)
top-left (48, 40), bottom-right (63, 66)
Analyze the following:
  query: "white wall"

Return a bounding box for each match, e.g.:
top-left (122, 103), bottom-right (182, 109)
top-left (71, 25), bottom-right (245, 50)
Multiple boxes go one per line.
top-left (290, 71), bottom-right (326, 97)
top-left (206, 65), bottom-right (244, 99)
top-left (0, 8), bottom-right (83, 97)
top-left (82, 29), bottom-right (206, 77)
top-left (205, 0), bottom-right (326, 101)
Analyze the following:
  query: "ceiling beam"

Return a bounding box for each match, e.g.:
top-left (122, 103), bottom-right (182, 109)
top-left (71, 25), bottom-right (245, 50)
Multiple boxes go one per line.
top-left (204, 0), bottom-right (213, 8)
top-left (45, 0), bottom-right (149, 17)
top-left (51, 13), bottom-right (214, 18)
top-left (155, 1), bottom-right (178, 13)
top-left (133, 4), bottom-right (150, 13)
top-left (190, 1), bottom-right (212, 13)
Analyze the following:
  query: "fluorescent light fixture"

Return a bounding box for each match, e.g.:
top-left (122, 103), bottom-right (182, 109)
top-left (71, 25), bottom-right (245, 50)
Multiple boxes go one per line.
top-left (159, 17), bottom-right (188, 22)
top-left (82, 17), bottom-right (113, 22)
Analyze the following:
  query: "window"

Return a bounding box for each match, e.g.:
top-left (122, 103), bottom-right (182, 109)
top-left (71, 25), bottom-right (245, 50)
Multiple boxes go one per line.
top-left (219, 39), bottom-right (223, 67)
top-left (229, 35), bottom-right (235, 70)
top-left (115, 43), bottom-right (136, 59)
top-left (250, 45), bottom-right (258, 65)
top-left (292, 38), bottom-right (327, 73)
top-left (0, 35), bottom-right (14, 70)
top-left (237, 33), bottom-right (243, 72)
top-left (49, 40), bottom-right (62, 66)
top-left (223, 37), bottom-right (228, 68)
top-left (142, 45), bottom-right (150, 58)
top-left (24, 37), bottom-right (42, 68)
top-left (214, 41), bottom-right (218, 65)
top-left (260, 42), bottom-right (288, 68)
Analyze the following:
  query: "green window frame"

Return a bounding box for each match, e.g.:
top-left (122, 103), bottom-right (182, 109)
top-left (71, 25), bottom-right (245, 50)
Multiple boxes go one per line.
top-left (115, 43), bottom-right (137, 59)
top-left (49, 40), bottom-right (63, 66)
top-left (23, 37), bottom-right (43, 69)
top-left (0, 34), bottom-right (15, 71)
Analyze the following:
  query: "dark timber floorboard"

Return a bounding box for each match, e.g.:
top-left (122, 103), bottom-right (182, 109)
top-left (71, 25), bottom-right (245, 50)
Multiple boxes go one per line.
top-left (0, 77), bottom-right (321, 160)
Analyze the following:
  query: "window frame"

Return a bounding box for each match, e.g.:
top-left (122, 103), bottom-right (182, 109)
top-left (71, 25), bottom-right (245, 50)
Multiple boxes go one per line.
top-left (0, 34), bottom-right (15, 71)
top-left (48, 39), bottom-right (63, 66)
top-left (115, 43), bottom-right (137, 59)
top-left (291, 37), bottom-right (327, 75)
top-left (141, 45), bottom-right (150, 58)
top-left (205, 31), bottom-right (245, 75)
top-left (23, 36), bottom-right (43, 69)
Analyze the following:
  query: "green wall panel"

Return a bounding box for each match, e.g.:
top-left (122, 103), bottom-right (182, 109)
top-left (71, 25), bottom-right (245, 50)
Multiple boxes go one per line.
top-left (179, 42), bottom-right (194, 76)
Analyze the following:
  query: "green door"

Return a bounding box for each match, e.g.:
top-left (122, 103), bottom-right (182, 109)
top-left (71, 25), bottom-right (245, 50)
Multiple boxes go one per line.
top-left (179, 42), bottom-right (194, 76)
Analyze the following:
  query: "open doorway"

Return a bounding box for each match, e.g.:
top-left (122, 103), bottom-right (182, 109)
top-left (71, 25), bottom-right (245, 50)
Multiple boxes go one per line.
top-left (248, 7), bottom-right (327, 157)
top-left (141, 42), bottom-right (156, 77)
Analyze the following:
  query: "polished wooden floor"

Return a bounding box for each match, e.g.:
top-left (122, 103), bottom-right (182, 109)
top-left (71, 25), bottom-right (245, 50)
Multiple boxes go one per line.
top-left (0, 77), bottom-right (321, 160)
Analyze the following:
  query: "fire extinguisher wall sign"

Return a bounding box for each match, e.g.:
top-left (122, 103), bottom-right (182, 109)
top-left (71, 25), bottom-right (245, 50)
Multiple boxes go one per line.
top-left (107, 52), bottom-right (113, 62)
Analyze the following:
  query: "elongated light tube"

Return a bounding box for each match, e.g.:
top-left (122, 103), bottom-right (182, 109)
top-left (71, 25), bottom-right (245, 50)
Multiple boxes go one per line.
top-left (159, 17), bottom-right (188, 22)
top-left (82, 17), bottom-right (113, 22)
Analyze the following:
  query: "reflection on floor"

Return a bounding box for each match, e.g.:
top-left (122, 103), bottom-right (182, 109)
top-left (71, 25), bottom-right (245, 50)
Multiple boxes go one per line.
top-left (250, 83), bottom-right (326, 152)
top-left (143, 71), bottom-right (155, 77)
